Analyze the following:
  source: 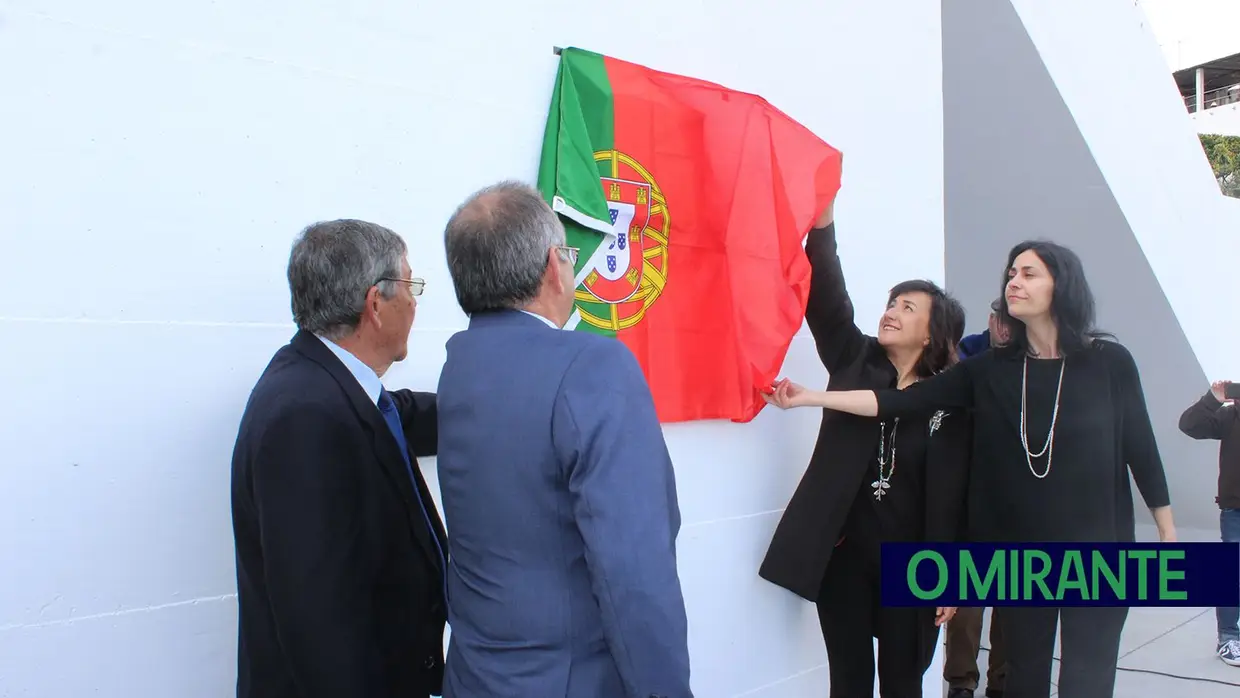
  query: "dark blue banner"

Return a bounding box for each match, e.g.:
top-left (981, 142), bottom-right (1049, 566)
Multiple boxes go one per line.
top-left (879, 543), bottom-right (1240, 607)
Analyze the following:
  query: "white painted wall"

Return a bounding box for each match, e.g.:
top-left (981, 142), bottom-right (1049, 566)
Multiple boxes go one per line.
top-left (1192, 102), bottom-right (1240, 136)
top-left (0, 1), bottom-right (944, 696)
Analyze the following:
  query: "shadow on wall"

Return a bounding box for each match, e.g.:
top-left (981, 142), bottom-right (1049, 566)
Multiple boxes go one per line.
top-left (941, 0), bottom-right (1224, 531)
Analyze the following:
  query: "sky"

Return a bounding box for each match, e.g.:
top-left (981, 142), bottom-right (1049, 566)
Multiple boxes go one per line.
top-left (1140, 0), bottom-right (1240, 71)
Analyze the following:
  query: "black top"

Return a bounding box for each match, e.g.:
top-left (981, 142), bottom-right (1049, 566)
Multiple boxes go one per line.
top-left (1178, 390), bottom-right (1240, 509)
top-left (759, 223), bottom-right (971, 601)
top-left (875, 344), bottom-right (1171, 543)
top-left (842, 396), bottom-right (931, 560)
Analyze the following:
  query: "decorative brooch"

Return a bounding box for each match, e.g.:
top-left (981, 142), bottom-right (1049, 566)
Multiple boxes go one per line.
top-left (929, 410), bottom-right (947, 435)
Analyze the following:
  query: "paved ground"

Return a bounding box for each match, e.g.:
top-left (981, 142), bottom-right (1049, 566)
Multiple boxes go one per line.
top-left (944, 525), bottom-right (1240, 697)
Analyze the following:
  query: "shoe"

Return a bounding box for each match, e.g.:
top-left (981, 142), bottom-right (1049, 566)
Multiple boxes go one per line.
top-left (1219, 639), bottom-right (1240, 666)
top-left (946, 689), bottom-right (974, 698)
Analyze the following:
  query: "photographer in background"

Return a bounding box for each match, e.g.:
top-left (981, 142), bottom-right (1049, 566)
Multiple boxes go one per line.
top-left (1178, 379), bottom-right (1240, 667)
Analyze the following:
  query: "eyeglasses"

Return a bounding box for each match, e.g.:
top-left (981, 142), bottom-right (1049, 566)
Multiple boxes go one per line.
top-left (379, 277), bottom-right (426, 297)
top-left (555, 245), bottom-right (580, 266)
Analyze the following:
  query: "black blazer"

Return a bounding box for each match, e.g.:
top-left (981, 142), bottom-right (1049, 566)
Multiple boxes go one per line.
top-left (759, 223), bottom-right (972, 602)
top-left (230, 330), bottom-right (449, 698)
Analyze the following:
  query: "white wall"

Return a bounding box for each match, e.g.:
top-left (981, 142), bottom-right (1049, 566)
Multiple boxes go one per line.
top-left (1192, 102), bottom-right (1240, 136)
top-left (0, 1), bottom-right (945, 696)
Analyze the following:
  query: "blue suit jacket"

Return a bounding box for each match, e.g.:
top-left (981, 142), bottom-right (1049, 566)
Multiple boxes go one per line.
top-left (436, 310), bottom-right (692, 698)
top-left (957, 330), bottom-right (991, 360)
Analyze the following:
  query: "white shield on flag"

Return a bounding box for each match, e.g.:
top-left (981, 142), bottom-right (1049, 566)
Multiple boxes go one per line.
top-left (578, 177), bottom-right (650, 304)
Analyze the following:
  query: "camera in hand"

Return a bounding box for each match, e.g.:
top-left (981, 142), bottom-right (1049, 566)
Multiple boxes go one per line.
top-left (1225, 382), bottom-right (1240, 401)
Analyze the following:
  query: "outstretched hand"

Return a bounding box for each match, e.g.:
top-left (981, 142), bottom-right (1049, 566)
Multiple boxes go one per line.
top-left (762, 378), bottom-right (814, 410)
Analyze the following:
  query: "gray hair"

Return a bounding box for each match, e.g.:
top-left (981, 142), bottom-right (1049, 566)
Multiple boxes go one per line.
top-left (443, 180), bottom-right (565, 314)
top-left (287, 219), bottom-right (407, 340)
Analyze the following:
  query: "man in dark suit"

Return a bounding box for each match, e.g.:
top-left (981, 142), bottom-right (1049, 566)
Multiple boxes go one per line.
top-left (435, 181), bottom-right (692, 698)
top-left (230, 219), bottom-right (449, 698)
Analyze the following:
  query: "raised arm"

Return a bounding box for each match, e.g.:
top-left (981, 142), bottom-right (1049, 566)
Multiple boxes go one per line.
top-left (766, 357), bottom-right (977, 417)
top-left (1178, 383), bottom-right (1231, 440)
top-left (553, 340), bottom-right (693, 698)
top-left (804, 204), bottom-right (869, 375)
top-left (1111, 344), bottom-right (1175, 540)
top-left (390, 389), bottom-right (438, 457)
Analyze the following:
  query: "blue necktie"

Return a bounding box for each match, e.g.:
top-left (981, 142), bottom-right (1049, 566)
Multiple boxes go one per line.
top-left (377, 388), bottom-right (448, 605)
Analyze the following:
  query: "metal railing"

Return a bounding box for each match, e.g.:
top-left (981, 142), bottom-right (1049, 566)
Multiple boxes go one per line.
top-left (1185, 83), bottom-right (1240, 113)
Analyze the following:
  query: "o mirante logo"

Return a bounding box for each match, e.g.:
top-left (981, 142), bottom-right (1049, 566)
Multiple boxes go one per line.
top-left (880, 543), bottom-right (1240, 607)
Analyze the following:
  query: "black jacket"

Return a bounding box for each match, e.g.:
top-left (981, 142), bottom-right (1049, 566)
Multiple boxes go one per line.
top-left (1178, 390), bottom-right (1240, 509)
top-left (759, 223), bottom-right (972, 601)
top-left (231, 331), bottom-right (449, 698)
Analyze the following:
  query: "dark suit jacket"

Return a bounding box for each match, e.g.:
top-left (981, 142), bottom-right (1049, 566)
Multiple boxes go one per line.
top-left (759, 223), bottom-right (972, 609)
top-left (231, 330), bottom-right (449, 698)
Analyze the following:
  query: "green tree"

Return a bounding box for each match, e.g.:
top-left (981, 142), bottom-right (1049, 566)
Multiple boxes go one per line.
top-left (1199, 133), bottom-right (1240, 198)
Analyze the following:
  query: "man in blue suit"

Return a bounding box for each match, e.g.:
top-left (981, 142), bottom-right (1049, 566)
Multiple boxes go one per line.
top-left (957, 297), bottom-right (1009, 360)
top-left (436, 180), bottom-right (692, 698)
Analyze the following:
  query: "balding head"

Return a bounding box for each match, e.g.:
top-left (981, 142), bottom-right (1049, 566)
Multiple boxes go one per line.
top-left (444, 180), bottom-right (575, 323)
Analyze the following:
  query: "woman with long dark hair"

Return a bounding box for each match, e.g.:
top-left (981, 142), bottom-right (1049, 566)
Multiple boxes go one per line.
top-left (763, 240), bottom-right (1177, 698)
top-left (758, 198), bottom-right (971, 698)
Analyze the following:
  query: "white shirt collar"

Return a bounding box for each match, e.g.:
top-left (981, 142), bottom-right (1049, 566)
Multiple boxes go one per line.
top-left (519, 310), bottom-right (561, 329)
top-left (316, 335), bottom-right (383, 405)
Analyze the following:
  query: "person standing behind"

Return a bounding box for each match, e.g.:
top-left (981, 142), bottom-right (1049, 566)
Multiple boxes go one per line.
top-left (944, 608), bottom-right (1004, 698)
top-left (1177, 379), bottom-right (1240, 666)
top-left (435, 181), bottom-right (692, 698)
top-left (947, 298), bottom-right (1009, 698)
top-left (759, 197), bottom-right (969, 698)
top-left (230, 220), bottom-right (449, 698)
top-left (957, 298), bottom-right (1010, 360)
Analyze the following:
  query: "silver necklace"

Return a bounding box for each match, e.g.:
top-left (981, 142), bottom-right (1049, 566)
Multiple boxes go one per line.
top-left (873, 418), bottom-right (899, 500)
top-left (1020, 355), bottom-right (1065, 479)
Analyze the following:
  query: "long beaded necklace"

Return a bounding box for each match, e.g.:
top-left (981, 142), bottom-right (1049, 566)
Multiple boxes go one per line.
top-left (873, 372), bottom-right (922, 501)
top-left (873, 417), bottom-right (899, 500)
top-left (1020, 354), bottom-right (1065, 479)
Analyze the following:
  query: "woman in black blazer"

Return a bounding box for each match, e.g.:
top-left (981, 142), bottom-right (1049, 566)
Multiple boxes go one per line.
top-left (758, 198), bottom-right (972, 698)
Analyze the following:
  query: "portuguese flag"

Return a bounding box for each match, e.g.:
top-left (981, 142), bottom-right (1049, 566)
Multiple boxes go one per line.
top-left (537, 47), bottom-right (842, 423)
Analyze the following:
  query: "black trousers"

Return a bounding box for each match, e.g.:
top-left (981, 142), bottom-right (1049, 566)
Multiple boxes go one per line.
top-left (816, 539), bottom-right (933, 698)
top-left (1001, 606), bottom-right (1129, 698)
